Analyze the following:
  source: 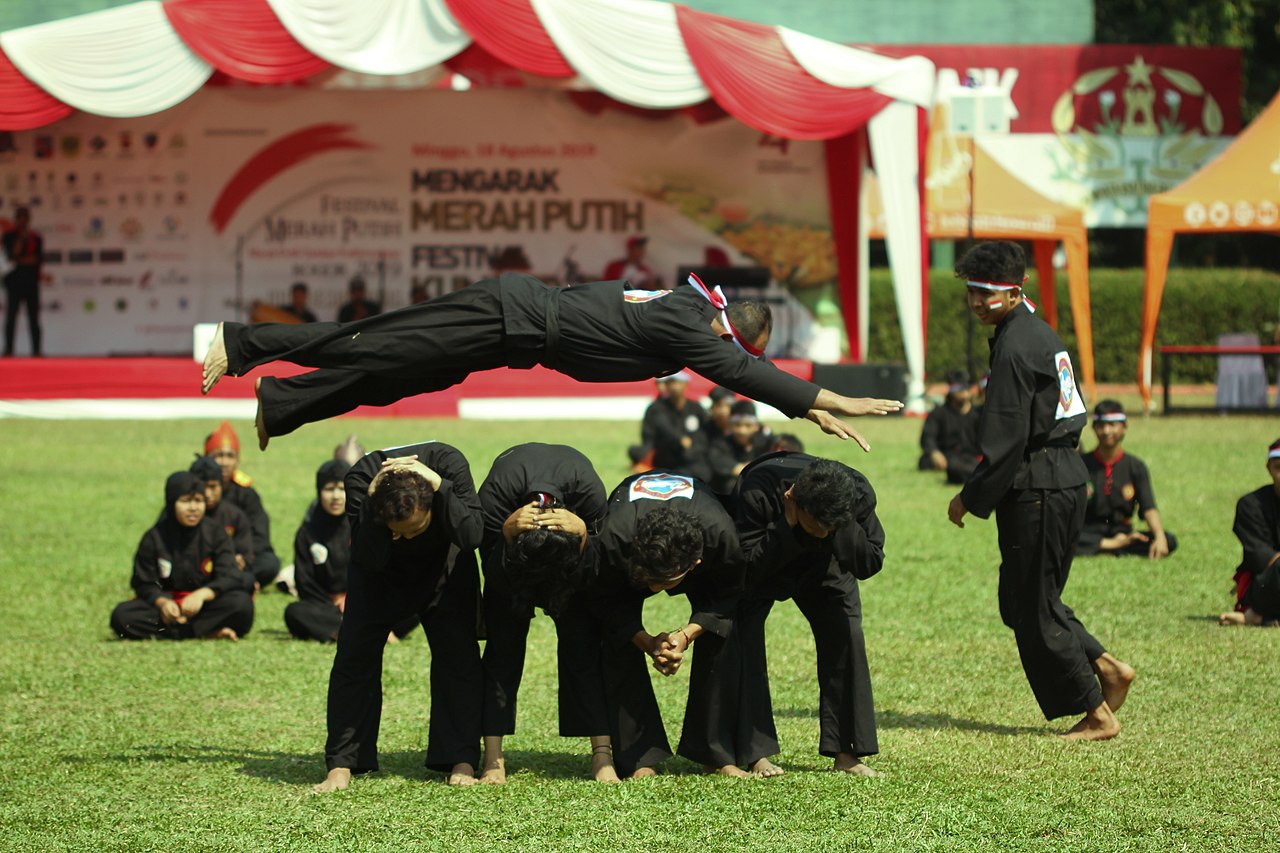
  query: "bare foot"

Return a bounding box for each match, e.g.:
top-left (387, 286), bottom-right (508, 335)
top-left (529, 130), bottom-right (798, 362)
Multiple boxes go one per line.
top-left (705, 764), bottom-right (753, 778)
top-left (208, 627), bottom-right (239, 641)
top-left (1219, 608), bottom-right (1263, 626)
top-left (478, 765), bottom-right (506, 784)
top-left (751, 758), bottom-right (785, 778)
top-left (834, 753), bottom-right (882, 777)
top-left (590, 741), bottom-right (620, 783)
top-left (1092, 652), bottom-right (1136, 712)
top-left (447, 762), bottom-right (477, 786)
top-left (479, 738), bottom-right (506, 785)
top-left (312, 767), bottom-right (352, 794)
top-left (1059, 702), bottom-right (1119, 741)
top-left (629, 766), bottom-right (658, 780)
top-left (254, 379), bottom-right (269, 451)
top-left (202, 322), bottom-right (228, 395)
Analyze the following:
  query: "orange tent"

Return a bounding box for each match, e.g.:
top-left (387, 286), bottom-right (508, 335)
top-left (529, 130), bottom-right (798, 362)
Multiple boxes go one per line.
top-left (1139, 89), bottom-right (1280, 406)
top-left (869, 109), bottom-right (1095, 396)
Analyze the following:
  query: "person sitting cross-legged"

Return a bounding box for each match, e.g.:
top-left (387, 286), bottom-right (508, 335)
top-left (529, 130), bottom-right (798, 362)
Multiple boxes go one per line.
top-left (1220, 437), bottom-right (1280, 627)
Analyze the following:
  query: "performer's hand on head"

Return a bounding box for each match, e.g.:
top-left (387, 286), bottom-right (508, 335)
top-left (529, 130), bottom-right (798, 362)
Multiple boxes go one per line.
top-left (540, 508), bottom-right (587, 542)
top-left (805, 410), bottom-right (872, 451)
top-left (502, 502), bottom-right (543, 542)
top-left (378, 455), bottom-right (442, 491)
top-left (947, 494), bottom-right (968, 528)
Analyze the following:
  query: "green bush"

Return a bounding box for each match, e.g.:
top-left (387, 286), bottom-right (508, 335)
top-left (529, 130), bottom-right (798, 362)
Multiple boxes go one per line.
top-left (860, 267), bottom-right (1280, 384)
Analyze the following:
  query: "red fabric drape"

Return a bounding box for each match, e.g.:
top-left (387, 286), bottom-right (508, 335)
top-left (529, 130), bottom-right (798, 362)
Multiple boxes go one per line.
top-left (824, 131), bottom-right (864, 360)
top-left (443, 0), bottom-right (573, 78)
top-left (162, 0), bottom-right (328, 84)
top-left (674, 6), bottom-right (891, 140)
top-left (0, 46), bottom-right (73, 130)
top-left (1032, 240), bottom-right (1059, 329)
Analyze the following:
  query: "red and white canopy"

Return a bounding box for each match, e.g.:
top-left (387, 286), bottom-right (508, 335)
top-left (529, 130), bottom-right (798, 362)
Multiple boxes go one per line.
top-left (0, 0), bottom-right (934, 402)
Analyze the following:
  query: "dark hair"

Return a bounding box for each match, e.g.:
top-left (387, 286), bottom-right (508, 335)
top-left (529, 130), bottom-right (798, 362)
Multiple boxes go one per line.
top-left (369, 468), bottom-right (435, 524)
top-left (506, 527), bottom-right (585, 614)
top-left (290, 282), bottom-right (308, 294)
top-left (14, 206), bottom-right (30, 219)
top-left (955, 241), bottom-right (1025, 286)
top-left (1093, 399), bottom-right (1125, 418)
top-left (792, 459), bottom-right (861, 530)
top-left (770, 433), bottom-right (805, 453)
top-left (189, 454), bottom-right (222, 484)
top-left (725, 301), bottom-right (772, 345)
top-left (165, 471), bottom-right (206, 508)
top-left (349, 277), bottom-right (367, 292)
top-left (625, 506), bottom-right (703, 587)
top-left (945, 369), bottom-right (970, 386)
top-left (729, 400), bottom-right (758, 419)
top-left (708, 386), bottom-right (736, 404)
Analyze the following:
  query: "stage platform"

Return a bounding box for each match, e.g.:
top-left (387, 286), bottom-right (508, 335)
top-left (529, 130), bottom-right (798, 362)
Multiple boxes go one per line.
top-left (0, 357), bottom-right (813, 420)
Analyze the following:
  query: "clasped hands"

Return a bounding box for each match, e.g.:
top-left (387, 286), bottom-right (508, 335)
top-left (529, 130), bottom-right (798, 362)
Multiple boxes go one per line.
top-left (638, 629), bottom-right (691, 677)
top-left (156, 588), bottom-right (215, 625)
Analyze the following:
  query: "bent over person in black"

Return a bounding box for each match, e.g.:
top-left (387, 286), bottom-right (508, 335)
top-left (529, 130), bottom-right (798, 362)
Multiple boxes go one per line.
top-left (947, 241), bottom-right (1134, 742)
top-left (475, 443), bottom-right (612, 783)
top-left (313, 442), bottom-right (485, 793)
top-left (202, 274), bottom-right (901, 449)
top-left (689, 452), bottom-right (885, 777)
top-left (581, 472), bottom-right (743, 778)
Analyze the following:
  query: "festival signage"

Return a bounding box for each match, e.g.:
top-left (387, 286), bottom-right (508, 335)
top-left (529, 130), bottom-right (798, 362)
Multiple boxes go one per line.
top-left (0, 88), bottom-right (830, 355)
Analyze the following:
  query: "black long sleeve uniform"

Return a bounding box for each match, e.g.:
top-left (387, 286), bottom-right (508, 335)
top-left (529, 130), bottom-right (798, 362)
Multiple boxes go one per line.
top-left (707, 431), bottom-right (772, 496)
top-left (476, 443), bottom-right (608, 737)
top-left (1077, 450), bottom-right (1177, 556)
top-left (958, 303), bottom-right (1105, 720)
top-left (221, 475), bottom-right (280, 587)
top-left (1232, 485), bottom-right (1280, 618)
top-left (635, 397), bottom-right (711, 481)
top-left (283, 502), bottom-right (351, 642)
top-left (682, 451), bottom-right (883, 767)
top-left (323, 441), bottom-right (485, 774)
top-left (204, 499), bottom-right (256, 592)
top-left (578, 471), bottom-right (742, 775)
top-left (918, 403), bottom-right (981, 483)
top-left (223, 275), bottom-right (822, 438)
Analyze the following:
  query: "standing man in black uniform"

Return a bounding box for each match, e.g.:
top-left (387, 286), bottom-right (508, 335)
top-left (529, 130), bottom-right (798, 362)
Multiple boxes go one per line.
top-left (691, 453), bottom-right (884, 777)
top-left (1220, 437), bottom-right (1280, 626)
top-left (946, 241), bottom-right (1134, 742)
top-left (583, 471), bottom-right (743, 778)
top-left (313, 442), bottom-right (485, 793)
top-left (1076, 399), bottom-right (1175, 559)
top-left (475, 443), bottom-right (613, 783)
top-left (201, 273), bottom-right (901, 449)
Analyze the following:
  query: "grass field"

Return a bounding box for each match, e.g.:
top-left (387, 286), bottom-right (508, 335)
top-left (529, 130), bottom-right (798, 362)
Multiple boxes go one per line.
top-left (1, 412), bottom-right (1278, 852)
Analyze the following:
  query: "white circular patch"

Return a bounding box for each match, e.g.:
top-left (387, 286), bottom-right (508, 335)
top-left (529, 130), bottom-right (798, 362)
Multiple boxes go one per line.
top-left (310, 543), bottom-right (329, 565)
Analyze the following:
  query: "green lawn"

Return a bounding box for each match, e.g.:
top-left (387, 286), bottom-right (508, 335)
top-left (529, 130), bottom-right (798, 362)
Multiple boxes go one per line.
top-left (1, 414), bottom-right (1277, 852)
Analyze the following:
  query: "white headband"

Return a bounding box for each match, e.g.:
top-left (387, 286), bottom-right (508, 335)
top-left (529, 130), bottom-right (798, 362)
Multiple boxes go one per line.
top-left (1095, 413), bottom-right (1127, 423)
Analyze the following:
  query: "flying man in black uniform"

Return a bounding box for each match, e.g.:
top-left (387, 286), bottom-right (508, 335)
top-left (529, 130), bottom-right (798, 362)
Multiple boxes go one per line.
top-left (474, 442), bottom-right (614, 783)
top-left (946, 241), bottom-right (1134, 742)
top-left (201, 273), bottom-right (900, 450)
top-left (312, 441), bottom-right (485, 793)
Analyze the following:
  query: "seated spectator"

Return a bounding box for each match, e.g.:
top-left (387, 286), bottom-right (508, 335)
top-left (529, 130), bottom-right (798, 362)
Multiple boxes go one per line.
top-left (337, 277), bottom-right (381, 323)
top-left (703, 386), bottom-right (736, 444)
top-left (627, 372), bottom-right (710, 481)
top-left (284, 461), bottom-right (352, 642)
top-left (918, 371), bottom-right (980, 484)
top-left (602, 235), bottom-right (656, 287)
top-left (204, 421), bottom-right (281, 590)
top-left (1220, 437), bottom-right (1280, 626)
top-left (708, 400), bottom-right (772, 495)
top-left (769, 433), bottom-right (805, 453)
top-left (110, 471), bottom-right (254, 640)
top-left (189, 454), bottom-right (256, 592)
top-left (1077, 400), bottom-right (1176, 559)
top-left (280, 282), bottom-right (318, 323)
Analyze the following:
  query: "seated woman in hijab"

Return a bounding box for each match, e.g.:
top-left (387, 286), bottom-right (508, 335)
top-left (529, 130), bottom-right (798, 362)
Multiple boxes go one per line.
top-left (110, 471), bottom-right (255, 640)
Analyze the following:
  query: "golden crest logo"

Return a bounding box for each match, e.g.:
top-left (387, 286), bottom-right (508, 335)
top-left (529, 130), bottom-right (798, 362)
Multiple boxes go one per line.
top-left (1052, 55), bottom-right (1225, 223)
top-left (200, 557), bottom-right (214, 575)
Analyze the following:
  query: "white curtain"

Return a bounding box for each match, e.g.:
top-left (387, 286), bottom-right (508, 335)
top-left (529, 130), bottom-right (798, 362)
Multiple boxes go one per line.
top-left (532, 0), bottom-right (708, 108)
top-left (778, 28), bottom-right (934, 108)
top-left (0, 1), bottom-right (211, 118)
top-left (265, 0), bottom-right (469, 76)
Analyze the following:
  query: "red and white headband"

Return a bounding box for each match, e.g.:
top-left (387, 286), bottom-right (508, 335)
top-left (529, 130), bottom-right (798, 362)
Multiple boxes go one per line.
top-left (967, 276), bottom-right (1036, 312)
top-left (688, 273), bottom-right (764, 358)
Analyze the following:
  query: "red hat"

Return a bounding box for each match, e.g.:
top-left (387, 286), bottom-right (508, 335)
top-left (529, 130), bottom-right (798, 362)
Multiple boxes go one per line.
top-left (204, 420), bottom-right (239, 454)
top-left (626, 235), bottom-right (648, 251)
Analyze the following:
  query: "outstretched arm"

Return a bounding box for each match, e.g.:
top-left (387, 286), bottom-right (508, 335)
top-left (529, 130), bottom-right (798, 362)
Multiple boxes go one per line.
top-left (804, 389), bottom-right (903, 452)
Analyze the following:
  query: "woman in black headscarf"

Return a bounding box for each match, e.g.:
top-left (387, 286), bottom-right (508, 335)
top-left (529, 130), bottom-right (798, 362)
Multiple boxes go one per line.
top-left (284, 460), bottom-right (353, 641)
top-left (110, 471), bottom-right (255, 640)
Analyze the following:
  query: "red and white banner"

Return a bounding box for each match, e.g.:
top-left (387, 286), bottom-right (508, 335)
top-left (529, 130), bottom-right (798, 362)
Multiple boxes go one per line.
top-left (0, 87), bottom-right (832, 355)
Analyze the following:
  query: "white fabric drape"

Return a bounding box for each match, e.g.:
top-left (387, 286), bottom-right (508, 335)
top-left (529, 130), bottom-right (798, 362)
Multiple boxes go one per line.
top-left (532, 0), bottom-right (708, 108)
top-left (0, 1), bottom-right (211, 118)
top-left (869, 101), bottom-right (926, 409)
top-left (265, 0), bottom-right (469, 76)
top-left (778, 28), bottom-right (934, 108)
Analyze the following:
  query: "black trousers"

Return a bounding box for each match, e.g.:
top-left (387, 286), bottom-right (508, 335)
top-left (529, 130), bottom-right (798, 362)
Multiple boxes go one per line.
top-left (109, 591), bottom-right (254, 640)
top-left (224, 284), bottom-right (508, 437)
top-left (3, 276), bottom-right (41, 355)
top-left (681, 575), bottom-right (878, 767)
top-left (324, 549), bottom-right (483, 774)
top-left (285, 599), bottom-right (343, 642)
top-left (478, 575), bottom-right (611, 740)
top-left (996, 486), bottom-right (1106, 720)
top-left (1245, 556), bottom-right (1280, 619)
top-left (1076, 522), bottom-right (1179, 557)
top-left (247, 549), bottom-right (281, 588)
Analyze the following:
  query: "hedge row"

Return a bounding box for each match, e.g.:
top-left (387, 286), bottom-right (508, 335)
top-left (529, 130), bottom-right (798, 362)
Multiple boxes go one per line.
top-left (855, 267), bottom-right (1280, 384)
